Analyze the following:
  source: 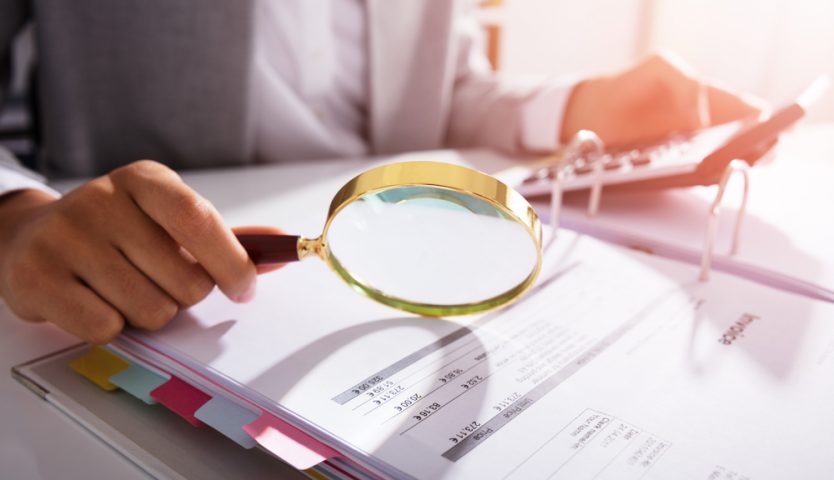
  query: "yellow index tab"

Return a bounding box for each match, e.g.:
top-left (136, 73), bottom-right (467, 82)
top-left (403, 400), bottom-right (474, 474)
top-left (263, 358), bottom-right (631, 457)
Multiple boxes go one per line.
top-left (69, 346), bottom-right (130, 391)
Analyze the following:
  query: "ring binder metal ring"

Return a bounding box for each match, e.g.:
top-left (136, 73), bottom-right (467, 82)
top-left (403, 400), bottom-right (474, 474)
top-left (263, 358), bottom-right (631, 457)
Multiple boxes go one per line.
top-left (545, 134), bottom-right (751, 284)
top-left (699, 159), bottom-right (750, 281)
top-left (546, 130), bottom-right (606, 251)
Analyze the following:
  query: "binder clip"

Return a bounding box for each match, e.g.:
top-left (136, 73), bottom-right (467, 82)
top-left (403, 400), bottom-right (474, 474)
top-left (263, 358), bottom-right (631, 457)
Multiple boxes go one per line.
top-left (546, 130), bottom-right (606, 250)
top-left (699, 159), bottom-right (750, 281)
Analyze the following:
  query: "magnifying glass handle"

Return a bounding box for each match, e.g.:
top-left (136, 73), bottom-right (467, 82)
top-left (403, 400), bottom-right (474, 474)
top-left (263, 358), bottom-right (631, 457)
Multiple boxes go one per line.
top-left (235, 233), bottom-right (301, 266)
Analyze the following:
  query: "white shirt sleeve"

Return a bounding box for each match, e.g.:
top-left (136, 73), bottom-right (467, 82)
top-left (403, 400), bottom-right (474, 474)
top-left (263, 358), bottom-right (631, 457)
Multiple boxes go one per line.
top-left (517, 76), bottom-right (582, 153)
top-left (0, 147), bottom-right (59, 198)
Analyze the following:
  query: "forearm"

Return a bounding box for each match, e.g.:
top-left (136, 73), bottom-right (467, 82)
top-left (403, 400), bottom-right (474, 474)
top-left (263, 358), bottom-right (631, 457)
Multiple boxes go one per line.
top-left (0, 187), bottom-right (54, 224)
top-left (0, 155), bottom-right (60, 264)
top-left (0, 189), bottom-right (55, 267)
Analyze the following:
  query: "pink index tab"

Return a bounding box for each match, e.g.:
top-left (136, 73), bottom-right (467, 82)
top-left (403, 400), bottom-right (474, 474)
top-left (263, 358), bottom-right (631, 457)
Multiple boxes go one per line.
top-left (149, 376), bottom-right (211, 426)
top-left (242, 411), bottom-right (339, 470)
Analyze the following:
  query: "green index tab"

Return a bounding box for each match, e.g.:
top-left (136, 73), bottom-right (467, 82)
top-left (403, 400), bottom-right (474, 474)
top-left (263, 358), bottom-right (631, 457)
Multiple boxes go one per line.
top-left (109, 362), bottom-right (169, 404)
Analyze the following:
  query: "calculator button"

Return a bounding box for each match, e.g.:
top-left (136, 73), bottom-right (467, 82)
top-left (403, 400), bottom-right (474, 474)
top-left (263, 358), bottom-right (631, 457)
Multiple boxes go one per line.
top-left (604, 155), bottom-right (625, 170)
top-left (649, 149), bottom-right (666, 162)
top-left (521, 173), bottom-right (540, 185)
top-left (631, 151), bottom-right (651, 166)
top-left (522, 166), bottom-right (551, 184)
top-left (574, 162), bottom-right (594, 175)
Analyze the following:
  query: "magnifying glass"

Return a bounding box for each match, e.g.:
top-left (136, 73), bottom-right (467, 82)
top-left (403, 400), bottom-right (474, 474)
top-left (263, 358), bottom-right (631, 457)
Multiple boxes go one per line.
top-left (235, 161), bottom-right (542, 317)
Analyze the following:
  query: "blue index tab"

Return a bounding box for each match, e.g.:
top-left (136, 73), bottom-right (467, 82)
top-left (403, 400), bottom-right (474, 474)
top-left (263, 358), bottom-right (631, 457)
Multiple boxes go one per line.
top-left (109, 362), bottom-right (169, 405)
top-left (195, 396), bottom-right (260, 449)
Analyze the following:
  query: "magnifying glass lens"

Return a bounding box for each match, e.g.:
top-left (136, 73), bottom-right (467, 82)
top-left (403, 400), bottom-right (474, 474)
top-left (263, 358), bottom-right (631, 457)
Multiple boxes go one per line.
top-left (326, 186), bottom-right (538, 309)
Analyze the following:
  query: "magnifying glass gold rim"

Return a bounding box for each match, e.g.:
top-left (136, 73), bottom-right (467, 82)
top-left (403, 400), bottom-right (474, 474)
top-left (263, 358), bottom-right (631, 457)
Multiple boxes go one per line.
top-left (298, 161), bottom-right (543, 317)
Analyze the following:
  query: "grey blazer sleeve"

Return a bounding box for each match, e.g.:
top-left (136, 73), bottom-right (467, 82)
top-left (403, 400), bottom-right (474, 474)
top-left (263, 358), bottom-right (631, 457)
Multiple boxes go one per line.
top-left (0, 0), bottom-right (26, 106)
top-left (0, 0), bottom-right (56, 198)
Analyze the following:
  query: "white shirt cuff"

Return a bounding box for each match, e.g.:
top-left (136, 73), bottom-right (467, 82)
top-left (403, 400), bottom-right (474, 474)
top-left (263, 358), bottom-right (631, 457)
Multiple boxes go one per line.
top-left (0, 149), bottom-right (60, 198)
top-left (518, 75), bottom-right (583, 153)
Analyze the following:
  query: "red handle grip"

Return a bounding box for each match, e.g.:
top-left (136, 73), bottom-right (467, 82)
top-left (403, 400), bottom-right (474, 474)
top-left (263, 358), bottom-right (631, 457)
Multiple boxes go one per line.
top-left (235, 233), bottom-right (300, 266)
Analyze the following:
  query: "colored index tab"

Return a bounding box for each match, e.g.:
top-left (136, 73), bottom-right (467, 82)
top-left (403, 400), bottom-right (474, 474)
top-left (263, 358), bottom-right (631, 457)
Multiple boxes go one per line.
top-left (194, 396), bottom-right (259, 449)
top-left (109, 362), bottom-right (168, 404)
top-left (69, 346), bottom-right (130, 391)
top-left (150, 376), bottom-right (211, 426)
top-left (242, 411), bottom-right (339, 470)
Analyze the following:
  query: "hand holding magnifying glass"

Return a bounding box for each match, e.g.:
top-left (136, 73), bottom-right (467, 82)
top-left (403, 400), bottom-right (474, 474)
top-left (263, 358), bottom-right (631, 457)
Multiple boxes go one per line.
top-left (235, 162), bottom-right (543, 317)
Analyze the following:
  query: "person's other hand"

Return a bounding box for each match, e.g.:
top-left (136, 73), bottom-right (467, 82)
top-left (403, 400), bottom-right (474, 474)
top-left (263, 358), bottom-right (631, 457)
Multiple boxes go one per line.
top-left (0, 160), bottom-right (258, 344)
top-left (560, 52), bottom-right (768, 147)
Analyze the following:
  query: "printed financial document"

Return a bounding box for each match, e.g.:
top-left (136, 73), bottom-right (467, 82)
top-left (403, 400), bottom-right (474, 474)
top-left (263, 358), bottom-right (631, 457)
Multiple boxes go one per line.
top-left (125, 231), bottom-right (834, 479)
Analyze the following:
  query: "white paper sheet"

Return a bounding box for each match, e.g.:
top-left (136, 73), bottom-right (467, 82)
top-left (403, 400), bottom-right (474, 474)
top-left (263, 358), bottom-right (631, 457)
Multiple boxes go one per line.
top-left (116, 229), bottom-right (834, 479)
top-left (97, 149), bottom-right (834, 479)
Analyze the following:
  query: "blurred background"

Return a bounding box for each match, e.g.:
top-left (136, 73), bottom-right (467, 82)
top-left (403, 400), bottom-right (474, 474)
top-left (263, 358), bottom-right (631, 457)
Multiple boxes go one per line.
top-left (478, 0), bottom-right (834, 123)
top-left (3, 0), bottom-right (832, 164)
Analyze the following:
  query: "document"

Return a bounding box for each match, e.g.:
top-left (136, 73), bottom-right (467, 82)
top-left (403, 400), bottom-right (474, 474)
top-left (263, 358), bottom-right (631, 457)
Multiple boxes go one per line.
top-left (115, 229), bottom-right (834, 478)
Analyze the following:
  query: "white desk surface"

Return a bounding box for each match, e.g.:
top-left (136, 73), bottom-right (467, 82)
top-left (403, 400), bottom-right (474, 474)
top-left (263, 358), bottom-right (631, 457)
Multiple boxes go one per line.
top-left (2, 126), bottom-right (831, 479)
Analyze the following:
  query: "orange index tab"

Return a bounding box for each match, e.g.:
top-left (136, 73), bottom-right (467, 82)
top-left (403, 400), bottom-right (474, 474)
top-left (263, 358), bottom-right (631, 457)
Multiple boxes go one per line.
top-left (69, 346), bottom-right (130, 391)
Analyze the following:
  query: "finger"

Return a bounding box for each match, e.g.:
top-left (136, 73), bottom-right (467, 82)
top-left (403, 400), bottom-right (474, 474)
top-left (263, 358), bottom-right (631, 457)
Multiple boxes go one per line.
top-left (707, 84), bottom-right (766, 126)
top-left (695, 81), bottom-right (711, 130)
top-left (112, 161), bottom-right (256, 302)
top-left (114, 201), bottom-right (215, 307)
top-left (75, 244), bottom-right (179, 332)
top-left (38, 275), bottom-right (125, 345)
top-left (232, 225), bottom-right (291, 275)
